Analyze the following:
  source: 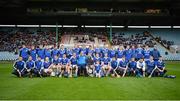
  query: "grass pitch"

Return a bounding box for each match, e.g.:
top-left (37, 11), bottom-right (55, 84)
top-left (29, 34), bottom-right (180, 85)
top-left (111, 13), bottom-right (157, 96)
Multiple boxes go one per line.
top-left (0, 61), bottom-right (180, 100)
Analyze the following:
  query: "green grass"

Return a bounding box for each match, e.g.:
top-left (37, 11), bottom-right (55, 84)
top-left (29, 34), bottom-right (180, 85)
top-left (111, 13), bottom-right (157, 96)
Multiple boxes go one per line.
top-left (0, 61), bottom-right (180, 100)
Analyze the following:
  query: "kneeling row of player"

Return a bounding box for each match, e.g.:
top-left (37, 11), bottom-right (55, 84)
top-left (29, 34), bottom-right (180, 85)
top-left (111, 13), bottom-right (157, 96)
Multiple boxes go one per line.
top-left (12, 55), bottom-right (166, 78)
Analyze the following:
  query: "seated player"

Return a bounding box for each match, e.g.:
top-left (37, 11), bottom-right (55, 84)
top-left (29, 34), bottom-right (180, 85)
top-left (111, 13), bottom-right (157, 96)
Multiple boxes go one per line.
top-left (94, 60), bottom-right (102, 78)
top-left (12, 56), bottom-right (26, 77)
top-left (146, 56), bottom-right (156, 77)
top-left (101, 53), bottom-right (111, 77)
top-left (155, 56), bottom-right (167, 77)
top-left (136, 58), bottom-right (146, 77)
top-left (50, 55), bottom-right (61, 77)
top-left (86, 52), bottom-right (94, 77)
top-left (25, 56), bottom-right (35, 78)
top-left (59, 54), bottom-right (69, 77)
top-left (128, 57), bottom-right (137, 76)
top-left (69, 53), bottom-right (78, 77)
top-left (117, 56), bottom-right (128, 77)
top-left (34, 57), bottom-right (43, 77)
top-left (110, 57), bottom-right (119, 77)
top-left (43, 57), bottom-right (52, 76)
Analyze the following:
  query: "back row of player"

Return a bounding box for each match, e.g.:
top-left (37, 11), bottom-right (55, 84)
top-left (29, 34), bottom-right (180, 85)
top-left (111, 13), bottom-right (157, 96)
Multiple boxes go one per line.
top-left (12, 44), bottom-right (166, 78)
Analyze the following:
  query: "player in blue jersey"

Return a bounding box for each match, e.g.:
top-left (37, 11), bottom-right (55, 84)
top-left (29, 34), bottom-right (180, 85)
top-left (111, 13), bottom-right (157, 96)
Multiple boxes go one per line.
top-left (135, 44), bottom-right (144, 60)
top-left (94, 60), bottom-right (102, 78)
top-left (52, 46), bottom-right (59, 58)
top-left (73, 45), bottom-right (80, 55)
top-left (25, 56), bottom-right (35, 78)
top-left (110, 57), bottom-right (119, 77)
top-left (29, 45), bottom-right (37, 61)
top-left (66, 48), bottom-right (73, 59)
top-left (34, 57), bottom-right (43, 77)
top-left (128, 57), bottom-right (137, 76)
top-left (136, 58), bottom-right (146, 77)
top-left (117, 46), bottom-right (125, 62)
top-left (101, 45), bottom-right (109, 57)
top-left (43, 57), bottom-right (52, 76)
top-left (77, 51), bottom-right (88, 76)
top-left (93, 53), bottom-right (101, 63)
top-left (44, 46), bottom-right (52, 61)
top-left (124, 45), bottom-right (132, 62)
top-left (37, 45), bottom-right (45, 60)
top-left (130, 45), bottom-right (136, 58)
top-left (59, 45), bottom-right (66, 58)
top-left (101, 53), bottom-right (111, 76)
top-left (146, 56), bottom-right (156, 77)
top-left (155, 56), bottom-right (167, 77)
top-left (19, 45), bottom-right (29, 61)
top-left (94, 45), bottom-right (101, 56)
top-left (151, 46), bottom-right (161, 62)
top-left (59, 54), bottom-right (69, 77)
top-left (50, 55), bottom-right (61, 77)
top-left (69, 53), bottom-right (78, 77)
top-left (109, 48), bottom-right (116, 58)
top-left (12, 57), bottom-right (26, 77)
top-left (143, 45), bottom-right (151, 64)
top-left (117, 56), bottom-right (128, 77)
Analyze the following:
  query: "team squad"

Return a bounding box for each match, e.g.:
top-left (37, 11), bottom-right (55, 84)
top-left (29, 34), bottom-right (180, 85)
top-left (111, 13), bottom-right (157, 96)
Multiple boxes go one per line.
top-left (12, 44), bottom-right (167, 78)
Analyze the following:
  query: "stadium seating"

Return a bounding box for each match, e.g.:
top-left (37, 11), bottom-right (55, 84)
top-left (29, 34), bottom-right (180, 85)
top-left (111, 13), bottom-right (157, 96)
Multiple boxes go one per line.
top-left (0, 52), bottom-right (18, 60)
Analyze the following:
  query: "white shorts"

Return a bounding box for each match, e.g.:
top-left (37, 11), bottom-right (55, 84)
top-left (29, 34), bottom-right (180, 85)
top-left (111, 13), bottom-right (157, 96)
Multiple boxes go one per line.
top-left (44, 69), bottom-right (49, 73)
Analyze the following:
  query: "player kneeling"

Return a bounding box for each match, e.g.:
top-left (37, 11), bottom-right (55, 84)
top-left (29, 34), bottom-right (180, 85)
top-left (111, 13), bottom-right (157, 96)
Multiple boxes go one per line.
top-left (34, 57), bottom-right (43, 77)
top-left (69, 53), bottom-right (78, 77)
top-left (50, 55), bottom-right (61, 77)
top-left (25, 56), bottom-right (36, 78)
top-left (117, 56), bottom-right (128, 77)
top-left (110, 57), bottom-right (119, 78)
top-left (59, 54), bottom-right (69, 77)
top-left (127, 58), bottom-right (137, 76)
top-left (12, 57), bottom-right (26, 78)
top-left (155, 56), bottom-right (167, 77)
top-left (136, 58), bottom-right (146, 77)
top-left (94, 61), bottom-right (102, 78)
top-left (42, 57), bottom-right (52, 77)
top-left (101, 53), bottom-right (111, 77)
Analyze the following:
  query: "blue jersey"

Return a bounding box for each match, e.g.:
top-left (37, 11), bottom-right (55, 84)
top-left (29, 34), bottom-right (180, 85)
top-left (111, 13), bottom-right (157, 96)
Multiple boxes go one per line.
top-left (151, 49), bottom-right (160, 60)
top-left (26, 60), bottom-right (35, 69)
top-left (87, 49), bottom-right (94, 55)
top-left (52, 58), bottom-right (61, 65)
top-left (30, 49), bottom-right (37, 61)
top-left (129, 61), bottom-right (137, 69)
top-left (136, 48), bottom-right (143, 59)
top-left (94, 64), bottom-right (101, 72)
top-left (59, 49), bottom-right (66, 58)
top-left (95, 48), bottom-right (101, 55)
top-left (66, 49), bottom-right (73, 58)
top-left (37, 49), bottom-right (45, 59)
top-left (52, 49), bottom-right (59, 57)
top-left (14, 60), bottom-right (26, 70)
top-left (19, 48), bottom-right (29, 59)
top-left (101, 57), bottom-right (111, 65)
top-left (35, 60), bottom-right (43, 70)
top-left (93, 57), bottom-right (101, 63)
top-left (111, 60), bottom-right (118, 69)
top-left (73, 48), bottom-right (80, 55)
top-left (61, 58), bottom-right (69, 65)
top-left (119, 60), bottom-right (127, 68)
top-left (143, 49), bottom-right (151, 59)
top-left (101, 48), bottom-right (109, 57)
top-left (131, 48), bottom-right (136, 58)
top-left (124, 49), bottom-right (132, 61)
top-left (157, 60), bottom-right (165, 69)
top-left (117, 49), bottom-right (124, 58)
top-left (70, 57), bottom-right (77, 65)
top-left (44, 49), bottom-right (52, 59)
top-left (43, 61), bottom-right (51, 69)
top-left (146, 60), bottom-right (156, 69)
top-left (80, 48), bottom-right (87, 55)
top-left (77, 55), bottom-right (87, 65)
top-left (109, 50), bottom-right (116, 58)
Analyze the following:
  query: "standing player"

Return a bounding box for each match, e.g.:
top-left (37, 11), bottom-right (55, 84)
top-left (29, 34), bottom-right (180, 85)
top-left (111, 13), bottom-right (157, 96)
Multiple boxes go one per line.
top-left (136, 44), bottom-right (143, 60)
top-left (44, 46), bottom-right (52, 61)
top-left (29, 45), bottom-right (37, 61)
top-left (12, 57), bottom-right (26, 77)
top-left (143, 45), bottom-right (151, 64)
top-left (77, 52), bottom-right (87, 76)
top-left (117, 46), bottom-right (124, 62)
top-left (109, 48), bottom-right (116, 58)
top-left (136, 58), bottom-right (146, 77)
top-left (52, 46), bottom-right (59, 58)
top-left (124, 45), bottom-right (132, 62)
top-left (26, 56), bottom-right (35, 78)
top-left (101, 53), bottom-right (111, 77)
top-left (59, 45), bottom-right (66, 58)
top-left (86, 52), bottom-right (95, 77)
top-left (93, 53), bottom-right (101, 63)
top-left (37, 45), bottom-right (45, 60)
top-left (151, 46), bottom-right (161, 62)
top-left (19, 45), bottom-right (29, 61)
top-left (118, 56), bottom-right (128, 77)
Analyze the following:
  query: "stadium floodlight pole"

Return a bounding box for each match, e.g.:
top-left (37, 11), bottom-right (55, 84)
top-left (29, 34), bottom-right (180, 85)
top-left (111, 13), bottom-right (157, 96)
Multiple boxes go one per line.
top-left (56, 22), bottom-right (58, 45)
top-left (109, 23), bottom-right (112, 43)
